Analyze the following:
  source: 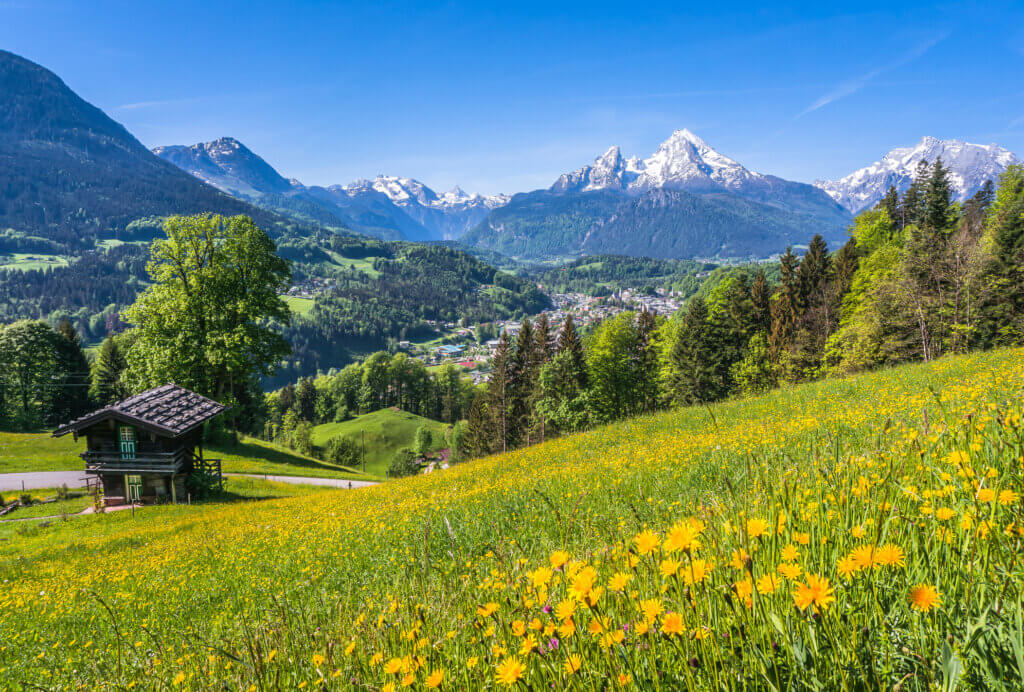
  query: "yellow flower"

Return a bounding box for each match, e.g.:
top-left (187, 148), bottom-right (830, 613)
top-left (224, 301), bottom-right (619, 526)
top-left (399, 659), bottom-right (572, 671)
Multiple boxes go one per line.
top-left (730, 549), bottom-right (750, 570)
top-left (477, 602), bottom-right (499, 618)
top-left (173, 673), bottom-right (186, 686)
top-left (777, 562), bottom-right (802, 580)
top-left (495, 656), bottom-right (525, 686)
top-left (466, 657), bottom-right (478, 670)
top-left (851, 525), bottom-right (866, 539)
top-left (793, 532), bottom-right (810, 545)
top-left (664, 522), bottom-right (701, 552)
top-left (793, 574), bottom-right (835, 612)
top-left (511, 620), bottom-right (526, 637)
top-left (756, 574), bottom-right (779, 594)
top-left (908, 584), bottom-right (942, 613)
top-left (640, 598), bottom-right (663, 623)
top-left (659, 558), bottom-right (681, 578)
top-left (385, 658), bottom-right (404, 675)
top-left (781, 544), bottom-right (799, 562)
top-left (312, 653), bottom-right (325, 667)
top-left (401, 673), bottom-right (415, 688)
top-left (518, 635), bottom-right (537, 656)
top-left (563, 654), bottom-right (582, 675)
top-left (872, 544), bottom-right (905, 568)
top-left (682, 559), bottom-right (713, 585)
top-left (849, 545), bottom-right (875, 571)
top-left (977, 487), bottom-right (996, 503)
top-left (935, 507), bottom-right (955, 521)
top-left (425, 670), bottom-right (444, 689)
top-left (999, 489), bottom-right (1019, 505)
top-left (746, 518), bottom-right (770, 539)
top-left (634, 530), bottom-right (660, 556)
top-left (528, 566), bottom-right (553, 588)
top-left (661, 611), bottom-right (685, 636)
top-left (557, 620), bottom-right (576, 638)
top-left (555, 599), bottom-right (575, 621)
top-left (549, 550), bottom-right (570, 570)
top-left (837, 555), bottom-right (857, 577)
top-left (608, 572), bottom-right (631, 591)
top-left (946, 450), bottom-right (970, 465)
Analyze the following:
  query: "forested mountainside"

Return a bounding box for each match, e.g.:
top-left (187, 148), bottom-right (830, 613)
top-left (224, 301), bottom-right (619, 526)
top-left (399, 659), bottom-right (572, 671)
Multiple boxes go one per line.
top-left (0, 51), bottom-right (312, 247)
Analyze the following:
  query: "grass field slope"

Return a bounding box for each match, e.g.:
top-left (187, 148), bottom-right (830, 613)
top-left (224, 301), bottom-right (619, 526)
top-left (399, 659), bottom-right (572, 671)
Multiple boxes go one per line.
top-left (2, 349), bottom-right (1024, 688)
top-left (311, 408), bottom-right (447, 476)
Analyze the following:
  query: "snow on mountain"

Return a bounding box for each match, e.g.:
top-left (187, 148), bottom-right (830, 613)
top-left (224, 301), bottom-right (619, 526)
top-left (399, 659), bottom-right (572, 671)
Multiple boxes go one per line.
top-left (343, 175), bottom-right (508, 212)
top-left (152, 137), bottom-right (293, 199)
top-left (155, 139), bottom-right (507, 240)
top-left (815, 137), bottom-right (1020, 213)
top-left (552, 129), bottom-right (766, 195)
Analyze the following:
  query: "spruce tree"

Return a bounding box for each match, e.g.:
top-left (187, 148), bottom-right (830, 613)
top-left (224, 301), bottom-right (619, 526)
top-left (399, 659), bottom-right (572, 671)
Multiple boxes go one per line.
top-left (977, 165), bottom-right (1024, 344)
top-left (52, 319), bottom-right (91, 423)
top-left (898, 160), bottom-right (930, 229)
top-left (633, 310), bottom-right (661, 413)
top-left (556, 314), bottom-right (588, 389)
top-left (922, 157), bottom-right (954, 235)
top-left (487, 332), bottom-right (513, 453)
top-left (668, 298), bottom-right (724, 405)
top-left (295, 377), bottom-right (318, 422)
top-left (89, 335), bottom-right (128, 405)
top-left (751, 269), bottom-right (773, 334)
top-left (533, 313), bottom-right (553, 364)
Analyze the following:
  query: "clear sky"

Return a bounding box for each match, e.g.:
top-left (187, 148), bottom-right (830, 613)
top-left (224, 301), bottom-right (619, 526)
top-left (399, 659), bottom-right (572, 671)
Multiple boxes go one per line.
top-left (3, 0), bottom-right (1022, 195)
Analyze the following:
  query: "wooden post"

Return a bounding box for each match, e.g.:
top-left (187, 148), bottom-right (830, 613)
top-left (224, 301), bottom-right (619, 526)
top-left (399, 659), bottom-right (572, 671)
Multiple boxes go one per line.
top-left (170, 475), bottom-right (177, 504)
top-left (124, 473), bottom-right (129, 503)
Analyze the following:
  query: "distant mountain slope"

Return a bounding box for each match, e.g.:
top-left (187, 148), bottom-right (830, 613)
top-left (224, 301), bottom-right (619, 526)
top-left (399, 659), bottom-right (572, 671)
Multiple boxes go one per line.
top-left (466, 129), bottom-right (851, 259)
top-left (154, 138), bottom-right (508, 241)
top-left (816, 137), bottom-right (1020, 213)
top-left (0, 50), bottom-right (292, 245)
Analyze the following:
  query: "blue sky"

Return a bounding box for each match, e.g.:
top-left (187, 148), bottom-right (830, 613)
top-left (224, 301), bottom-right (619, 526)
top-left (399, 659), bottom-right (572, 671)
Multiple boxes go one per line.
top-left (3, 0), bottom-right (1023, 194)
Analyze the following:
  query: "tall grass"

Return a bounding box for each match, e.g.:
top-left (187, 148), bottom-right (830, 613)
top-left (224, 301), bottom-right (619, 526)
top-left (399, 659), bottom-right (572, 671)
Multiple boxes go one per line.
top-left (1, 348), bottom-right (1023, 689)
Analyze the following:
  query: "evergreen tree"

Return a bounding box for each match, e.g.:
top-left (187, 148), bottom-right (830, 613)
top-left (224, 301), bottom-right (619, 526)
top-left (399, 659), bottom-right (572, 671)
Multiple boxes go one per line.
top-left (898, 160), bottom-right (930, 230)
top-left (487, 332), bottom-right (513, 453)
top-left (295, 377), bottom-right (318, 422)
top-left (668, 298), bottom-right (725, 405)
top-left (771, 247), bottom-right (801, 351)
top-left (750, 269), bottom-right (773, 335)
top-left (977, 165), bottom-right (1024, 344)
top-left (633, 309), bottom-right (661, 413)
top-left (51, 318), bottom-right (91, 422)
top-left (89, 335), bottom-right (128, 406)
top-left (878, 185), bottom-right (900, 221)
top-left (534, 313), bottom-right (553, 364)
top-left (922, 157), bottom-right (954, 235)
top-left (556, 314), bottom-right (588, 389)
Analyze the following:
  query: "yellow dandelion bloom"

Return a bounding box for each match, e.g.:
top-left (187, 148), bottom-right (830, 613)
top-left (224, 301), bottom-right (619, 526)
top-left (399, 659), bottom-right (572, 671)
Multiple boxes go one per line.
top-left (564, 654), bottom-right (582, 674)
top-left (634, 530), bottom-right (660, 556)
top-left (793, 574), bottom-right (835, 612)
top-left (477, 602), bottom-right (499, 618)
top-left (756, 574), bottom-right (779, 594)
top-left (777, 562), bottom-right (802, 580)
top-left (781, 544), bottom-right (799, 562)
top-left (746, 518), bottom-right (770, 539)
top-left (555, 599), bottom-right (575, 621)
top-left (661, 611), bottom-right (685, 636)
top-left (495, 657), bottom-right (525, 686)
top-left (425, 670), bottom-right (444, 689)
top-left (872, 544), bottom-right (905, 568)
top-left (549, 551), bottom-right (570, 570)
top-left (640, 598), bottom-right (663, 623)
top-left (608, 572), bottom-right (631, 591)
top-left (664, 522), bottom-right (701, 553)
top-left (908, 584), bottom-right (942, 612)
top-left (659, 558), bottom-right (681, 578)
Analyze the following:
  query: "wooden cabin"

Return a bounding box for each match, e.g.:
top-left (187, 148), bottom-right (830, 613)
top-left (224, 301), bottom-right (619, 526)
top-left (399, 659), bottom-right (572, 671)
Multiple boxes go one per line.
top-left (53, 384), bottom-right (226, 506)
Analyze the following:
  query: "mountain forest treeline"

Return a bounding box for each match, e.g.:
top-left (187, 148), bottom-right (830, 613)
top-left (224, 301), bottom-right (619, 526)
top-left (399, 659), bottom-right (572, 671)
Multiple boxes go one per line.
top-left (457, 161), bottom-right (1024, 460)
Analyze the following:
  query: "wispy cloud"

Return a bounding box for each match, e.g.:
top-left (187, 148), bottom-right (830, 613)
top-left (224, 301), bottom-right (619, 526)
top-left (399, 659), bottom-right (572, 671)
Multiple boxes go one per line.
top-left (797, 32), bottom-right (950, 118)
top-left (114, 97), bottom-right (203, 111)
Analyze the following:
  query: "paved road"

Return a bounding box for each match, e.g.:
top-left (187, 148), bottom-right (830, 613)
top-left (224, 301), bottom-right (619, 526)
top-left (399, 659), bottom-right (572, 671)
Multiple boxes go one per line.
top-left (0, 471), bottom-right (86, 492)
top-left (224, 474), bottom-right (378, 489)
top-left (1, 471), bottom-right (377, 492)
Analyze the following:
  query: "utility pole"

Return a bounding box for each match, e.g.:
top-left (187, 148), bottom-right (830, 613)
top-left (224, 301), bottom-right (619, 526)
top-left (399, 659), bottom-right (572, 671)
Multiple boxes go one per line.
top-left (362, 430), bottom-right (366, 473)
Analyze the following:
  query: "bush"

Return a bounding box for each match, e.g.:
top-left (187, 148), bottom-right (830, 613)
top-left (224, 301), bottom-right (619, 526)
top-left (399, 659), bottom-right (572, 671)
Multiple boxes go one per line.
top-left (413, 424), bottom-right (434, 459)
top-left (292, 422), bottom-right (314, 456)
top-left (325, 436), bottom-right (360, 466)
top-left (185, 467), bottom-right (221, 501)
top-left (387, 447), bottom-right (420, 479)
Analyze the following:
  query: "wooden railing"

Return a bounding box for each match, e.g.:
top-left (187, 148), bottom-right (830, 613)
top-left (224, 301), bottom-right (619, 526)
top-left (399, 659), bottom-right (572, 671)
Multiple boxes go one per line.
top-left (82, 451), bottom-right (187, 474)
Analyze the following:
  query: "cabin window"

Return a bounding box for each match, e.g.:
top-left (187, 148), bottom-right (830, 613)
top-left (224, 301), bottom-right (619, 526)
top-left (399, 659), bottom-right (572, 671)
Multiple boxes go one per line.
top-left (119, 426), bottom-right (137, 460)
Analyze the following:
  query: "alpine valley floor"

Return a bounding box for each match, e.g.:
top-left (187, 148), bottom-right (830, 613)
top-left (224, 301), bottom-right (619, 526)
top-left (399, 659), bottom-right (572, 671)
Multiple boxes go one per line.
top-left (2, 348), bottom-right (1024, 689)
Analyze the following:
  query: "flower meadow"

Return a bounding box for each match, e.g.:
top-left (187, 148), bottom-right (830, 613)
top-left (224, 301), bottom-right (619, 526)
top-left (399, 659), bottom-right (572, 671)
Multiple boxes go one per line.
top-left (2, 348), bottom-right (1024, 689)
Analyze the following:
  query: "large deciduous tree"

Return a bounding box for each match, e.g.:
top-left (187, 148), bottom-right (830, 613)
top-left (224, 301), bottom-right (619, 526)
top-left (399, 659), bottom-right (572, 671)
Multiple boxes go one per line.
top-left (122, 214), bottom-right (292, 404)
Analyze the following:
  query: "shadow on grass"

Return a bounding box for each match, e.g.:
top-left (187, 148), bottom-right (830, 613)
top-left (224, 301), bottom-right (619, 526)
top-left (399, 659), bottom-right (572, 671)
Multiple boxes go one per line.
top-left (209, 439), bottom-right (363, 475)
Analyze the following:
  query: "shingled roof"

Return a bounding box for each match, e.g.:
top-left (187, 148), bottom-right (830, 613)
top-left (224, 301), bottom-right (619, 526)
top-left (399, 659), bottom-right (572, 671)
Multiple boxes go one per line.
top-left (53, 384), bottom-right (226, 438)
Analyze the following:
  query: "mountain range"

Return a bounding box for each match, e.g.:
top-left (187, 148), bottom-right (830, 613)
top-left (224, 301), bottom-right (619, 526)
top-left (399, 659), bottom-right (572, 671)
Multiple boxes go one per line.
top-left (153, 138), bottom-right (507, 242)
top-left (0, 50), bottom-right (296, 245)
top-left (1, 48), bottom-right (1019, 260)
top-left (463, 129), bottom-right (854, 259)
top-left (814, 137), bottom-right (1020, 214)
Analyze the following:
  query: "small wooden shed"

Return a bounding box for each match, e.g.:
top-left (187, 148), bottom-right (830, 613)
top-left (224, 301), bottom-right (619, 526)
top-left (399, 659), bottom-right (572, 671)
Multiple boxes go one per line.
top-left (53, 384), bottom-right (226, 505)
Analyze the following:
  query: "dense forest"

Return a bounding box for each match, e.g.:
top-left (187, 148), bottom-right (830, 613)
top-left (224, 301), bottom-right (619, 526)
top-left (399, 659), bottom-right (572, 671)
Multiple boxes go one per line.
top-left (528, 254), bottom-right (714, 296)
top-left (271, 236), bottom-right (549, 384)
top-left (458, 160), bottom-right (1024, 460)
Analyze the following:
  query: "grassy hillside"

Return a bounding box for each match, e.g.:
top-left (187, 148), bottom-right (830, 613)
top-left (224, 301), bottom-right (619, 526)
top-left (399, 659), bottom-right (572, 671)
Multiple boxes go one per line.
top-left (2, 349), bottom-right (1024, 688)
top-left (0, 431), bottom-right (375, 481)
top-left (311, 408), bottom-right (447, 476)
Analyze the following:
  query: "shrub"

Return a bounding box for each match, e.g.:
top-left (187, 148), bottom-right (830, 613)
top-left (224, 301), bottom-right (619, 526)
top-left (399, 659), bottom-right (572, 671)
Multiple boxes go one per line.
top-left (325, 436), bottom-right (360, 466)
top-left (387, 447), bottom-right (419, 478)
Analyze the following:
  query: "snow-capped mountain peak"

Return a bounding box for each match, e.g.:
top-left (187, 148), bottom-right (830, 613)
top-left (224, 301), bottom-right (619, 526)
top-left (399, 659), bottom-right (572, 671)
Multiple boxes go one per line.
top-left (153, 136), bottom-right (293, 198)
top-left (551, 128), bottom-right (764, 195)
top-left (815, 137), bottom-right (1020, 213)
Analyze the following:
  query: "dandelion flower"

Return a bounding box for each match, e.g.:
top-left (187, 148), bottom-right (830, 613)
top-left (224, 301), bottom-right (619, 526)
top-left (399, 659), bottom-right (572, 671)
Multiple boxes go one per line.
top-left (746, 518), bottom-right (770, 539)
top-left (661, 612), bottom-right (685, 636)
top-left (495, 656), bottom-right (524, 686)
top-left (477, 602), bottom-right (499, 618)
top-left (793, 574), bottom-right (835, 613)
top-left (425, 670), bottom-right (444, 689)
top-left (549, 551), bottom-right (570, 569)
top-left (872, 544), bottom-right (905, 568)
top-left (563, 654), bottom-right (582, 675)
top-left (634, 530), bottom-right (660, 556)
top-left (908, 584), bottom-right (942, 613)
top-left (781, 544), bottom-right (799, 562)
